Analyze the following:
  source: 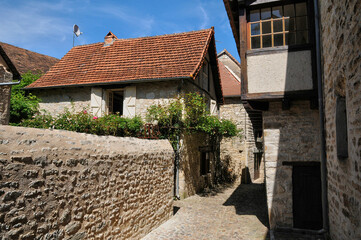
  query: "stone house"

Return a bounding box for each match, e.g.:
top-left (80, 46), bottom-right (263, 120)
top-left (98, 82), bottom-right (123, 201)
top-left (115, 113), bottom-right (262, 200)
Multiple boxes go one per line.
top-left (0, 42), bottom-right (59, 125)
top-left (26, 28), bottom-right (224, 199)
top-left (223, 0), bottom-right (360, 239)
top-left (0, 42), bottom-right (59, 75)
top-left (218, 49), bottom-right (263, 183)
top-left (0, 45), bottom-right (21, 125)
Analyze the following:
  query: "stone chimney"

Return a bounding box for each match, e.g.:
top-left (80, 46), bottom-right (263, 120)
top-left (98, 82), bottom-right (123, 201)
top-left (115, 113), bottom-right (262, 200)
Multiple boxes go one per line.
top-left (104, 31), bottom-right (118, 46)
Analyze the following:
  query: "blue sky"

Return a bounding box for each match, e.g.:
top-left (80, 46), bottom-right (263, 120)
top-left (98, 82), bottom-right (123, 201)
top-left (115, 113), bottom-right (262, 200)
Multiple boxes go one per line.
top-left (0, 0), bottom-right (239, 61)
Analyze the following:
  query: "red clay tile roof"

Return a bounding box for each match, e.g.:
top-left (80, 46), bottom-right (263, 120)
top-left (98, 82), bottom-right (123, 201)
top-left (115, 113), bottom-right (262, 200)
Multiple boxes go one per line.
top-left (0, 42), bottom-right (59, 75)
top-left (218, 61), bottom-right (240, 97)
top-left (27, 29), bottom-right (216, 89)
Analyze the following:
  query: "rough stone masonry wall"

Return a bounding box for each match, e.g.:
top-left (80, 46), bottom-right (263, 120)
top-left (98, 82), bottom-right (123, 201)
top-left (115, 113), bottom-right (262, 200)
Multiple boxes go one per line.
top-left (0, 65), bottom-right (13, 125)
top-left (34, 87), bottom-right (92, 116)
top-left (219, 98), bottom-right (246, 183)
top-left (263, 101), bottom-right (320, 229)
top-left (0, 126), bottom-right (174, 240)
top-left (179, 133), bottom-right (217, 199)
top-left (319, 0), bottom-right (361, 239)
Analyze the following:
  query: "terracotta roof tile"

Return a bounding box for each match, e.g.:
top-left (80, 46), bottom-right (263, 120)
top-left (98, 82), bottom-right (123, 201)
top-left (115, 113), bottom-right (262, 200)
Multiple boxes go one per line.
top-left (218, 61), bottom-right (241, 97)
top-left (0, 42), bottom-right (59, 75)
top-left (27, 29), bottom-right (215, 89)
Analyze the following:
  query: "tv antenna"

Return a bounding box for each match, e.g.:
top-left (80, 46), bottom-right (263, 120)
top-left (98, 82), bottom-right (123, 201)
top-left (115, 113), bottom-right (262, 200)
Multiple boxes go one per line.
top-left (73, 24), bottom-right (83, 47)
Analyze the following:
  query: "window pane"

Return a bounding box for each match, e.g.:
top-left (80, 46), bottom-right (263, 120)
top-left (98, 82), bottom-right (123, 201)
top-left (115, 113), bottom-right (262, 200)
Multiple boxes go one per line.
top-left (262, 35), bottom-right (272, 48)
top-left (296, 16), bottom-right (308, 30)
top-left (274, 34), bottom-right (284, 46)
top-left (296, 2), bottom-right (307, 16)
top-left (286, 32), bottom-right (296, 45)
top-left (251, 36), bottom-right (261, 49)
top-left (296, 31), bottom-right (308, 44)
top-left (284, 4), bottom-right (295, 17)
top-left (261, 8), bottom-right (271, 20)
top-left (285, 18), bottom-right (296, 31)
top-left (251, 23), bottom-right (261, 35)
top-left (274, 19), bottom-right (283, 32)
top-left (272, 6), bottom-right (283, 18)
top-left (262, 21), bottom-right (272, 34)
top-left (250, 9), bottom-right (260, 22)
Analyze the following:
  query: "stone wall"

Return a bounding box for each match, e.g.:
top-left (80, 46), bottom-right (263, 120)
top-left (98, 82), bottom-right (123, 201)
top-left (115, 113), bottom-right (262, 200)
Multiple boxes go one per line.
top-left (34, 87), bottom-right (91, 116)
top-left (135, 81), bottom-right (179, 119)
top-left (0, 65), bottom-right (13, 125)
top-left (263, 101), bottom-right (320, 229)
top-left (319, 0), bottom-right (361, 239)
top-left (219, 97), bottom-right (246, 183)
top-left (179, 133), bottom-right (218, 199)
top-left (0, 125), bottom-right (174, 240)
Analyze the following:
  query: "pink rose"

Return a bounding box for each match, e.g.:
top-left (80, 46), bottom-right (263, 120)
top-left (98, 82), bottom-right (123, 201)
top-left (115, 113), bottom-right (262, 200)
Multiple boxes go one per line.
top-left (83, 110), bottom-right (87, 114)
top-left (93, 116), bottom-right (98, 120)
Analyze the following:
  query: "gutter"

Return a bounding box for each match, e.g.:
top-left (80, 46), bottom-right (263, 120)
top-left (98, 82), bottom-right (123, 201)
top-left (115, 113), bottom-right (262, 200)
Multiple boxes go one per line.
top-left (0, 80), bottom-right (21, 86)
top-left (314, 0), bottom-right (329, 234)
top-left (25, 76), bottom-right (193, 90)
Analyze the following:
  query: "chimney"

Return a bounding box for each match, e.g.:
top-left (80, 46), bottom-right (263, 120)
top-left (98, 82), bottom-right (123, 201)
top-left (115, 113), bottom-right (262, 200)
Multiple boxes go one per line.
top-left (104, 31), bottom-right (118, 46)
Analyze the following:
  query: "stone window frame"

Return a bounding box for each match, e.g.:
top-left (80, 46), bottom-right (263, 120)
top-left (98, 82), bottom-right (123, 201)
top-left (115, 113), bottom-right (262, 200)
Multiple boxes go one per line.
top-left (248, 1), bottom-right (309, 49)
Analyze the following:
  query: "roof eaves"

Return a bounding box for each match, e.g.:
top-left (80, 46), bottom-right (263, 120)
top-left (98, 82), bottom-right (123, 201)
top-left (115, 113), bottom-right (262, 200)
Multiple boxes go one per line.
top-left (0, 45), bottom-right (21, 80)
top-left (26, 76), bottom-right (192, 90)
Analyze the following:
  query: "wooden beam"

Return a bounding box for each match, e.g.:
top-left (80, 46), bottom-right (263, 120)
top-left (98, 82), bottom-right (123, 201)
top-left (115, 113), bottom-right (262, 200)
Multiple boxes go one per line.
top-left (242, 100), bottom-right (269, 111)
top-left (239, 7), bottom-right (248, 96)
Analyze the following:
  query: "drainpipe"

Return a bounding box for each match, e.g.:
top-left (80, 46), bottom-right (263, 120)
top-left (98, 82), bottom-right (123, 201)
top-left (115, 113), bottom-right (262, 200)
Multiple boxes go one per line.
top-left (314, 0), bottom-right (329, 233)
top-left (174, 135), bottom-right (180, 199)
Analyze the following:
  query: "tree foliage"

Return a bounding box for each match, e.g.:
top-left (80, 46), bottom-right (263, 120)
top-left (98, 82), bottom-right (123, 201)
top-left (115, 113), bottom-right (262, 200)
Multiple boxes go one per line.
top-left (10, 71), bottom-right (41, 124)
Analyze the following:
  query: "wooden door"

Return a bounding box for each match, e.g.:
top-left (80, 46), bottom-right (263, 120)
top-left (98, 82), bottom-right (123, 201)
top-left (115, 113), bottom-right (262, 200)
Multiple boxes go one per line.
top-left (292, 165), bottom-right (323, 230)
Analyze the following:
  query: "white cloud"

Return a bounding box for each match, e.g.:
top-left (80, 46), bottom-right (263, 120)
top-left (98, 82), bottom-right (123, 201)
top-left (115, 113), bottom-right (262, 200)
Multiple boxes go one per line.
top-left (199, 5), bottom-right (210, 29)
top-left (0, 1), bottom-right (70, 46)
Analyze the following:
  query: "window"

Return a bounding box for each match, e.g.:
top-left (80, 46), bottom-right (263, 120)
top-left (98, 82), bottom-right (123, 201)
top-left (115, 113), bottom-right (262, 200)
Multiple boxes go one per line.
top-left (107, 90), bottom-right (124, 115)
top-left (248, 2), bottom-right (309, 49)
top-left (200, 152), bottom-right (210, 176)
top-left (201, 60), bottom-right (209, 91)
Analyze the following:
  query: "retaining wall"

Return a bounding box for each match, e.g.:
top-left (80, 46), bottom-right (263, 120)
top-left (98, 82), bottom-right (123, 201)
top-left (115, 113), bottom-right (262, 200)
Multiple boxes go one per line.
top-left (0, 126), bottom-right (174, 240)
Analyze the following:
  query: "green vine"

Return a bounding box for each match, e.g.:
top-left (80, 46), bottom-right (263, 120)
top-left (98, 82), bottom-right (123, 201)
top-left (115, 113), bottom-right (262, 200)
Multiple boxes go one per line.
top-left (146, 93), bottom-right (240, 149)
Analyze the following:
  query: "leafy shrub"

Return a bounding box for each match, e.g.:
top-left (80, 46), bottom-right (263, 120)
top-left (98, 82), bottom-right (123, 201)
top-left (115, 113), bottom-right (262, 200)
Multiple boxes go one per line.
top-left (146, 93), bottom-right (240, 140)
top-left (19, 109), bottom-right (144, 137)
top-left (10, 71), bottom-right (42, 124)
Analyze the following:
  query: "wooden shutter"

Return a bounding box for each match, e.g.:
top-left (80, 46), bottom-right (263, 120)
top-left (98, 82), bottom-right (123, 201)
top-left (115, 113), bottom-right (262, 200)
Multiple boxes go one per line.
top-left (91, 88), bottom-right (103, 117)
top-left (210, 99), bottom-right (217, 115)
top-left (123, 86), bottom-right (136, 117)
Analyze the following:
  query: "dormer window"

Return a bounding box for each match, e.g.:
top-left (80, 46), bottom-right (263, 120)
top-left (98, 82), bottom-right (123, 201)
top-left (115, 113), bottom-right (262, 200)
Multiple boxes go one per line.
top-left (248, 2), bottom-right (309, 49)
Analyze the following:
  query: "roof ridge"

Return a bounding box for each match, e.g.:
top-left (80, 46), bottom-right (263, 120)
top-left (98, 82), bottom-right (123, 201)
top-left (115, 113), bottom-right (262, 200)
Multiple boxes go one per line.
top-left (115, 28), bottom-right (213, 42)
top-left (0, 41), bottom-right (58, 60)
top-left (71, 28), bottom-right (213, 49)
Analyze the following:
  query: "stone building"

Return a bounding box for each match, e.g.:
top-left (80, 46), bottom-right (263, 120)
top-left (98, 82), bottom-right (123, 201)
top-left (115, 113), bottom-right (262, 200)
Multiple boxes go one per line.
top-left (0, 42), bottom-right (58, 75)
top-left (26, 29), bottom-right (224, 199)
top-left (318, 0), bottom-right (360, 239)
top-left (218, 49), bottom-right (262, 183)
top-left (0, 42), bottom-right (58, 125)
top-left (0, 45), bottom-right (20, 125)
top-left (223, 0), bottom-right (360, 239)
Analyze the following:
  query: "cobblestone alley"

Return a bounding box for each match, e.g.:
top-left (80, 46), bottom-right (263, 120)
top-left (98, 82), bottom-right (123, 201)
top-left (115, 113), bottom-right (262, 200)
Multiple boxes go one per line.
top-left (142, 183), bottom-right (270, 240)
